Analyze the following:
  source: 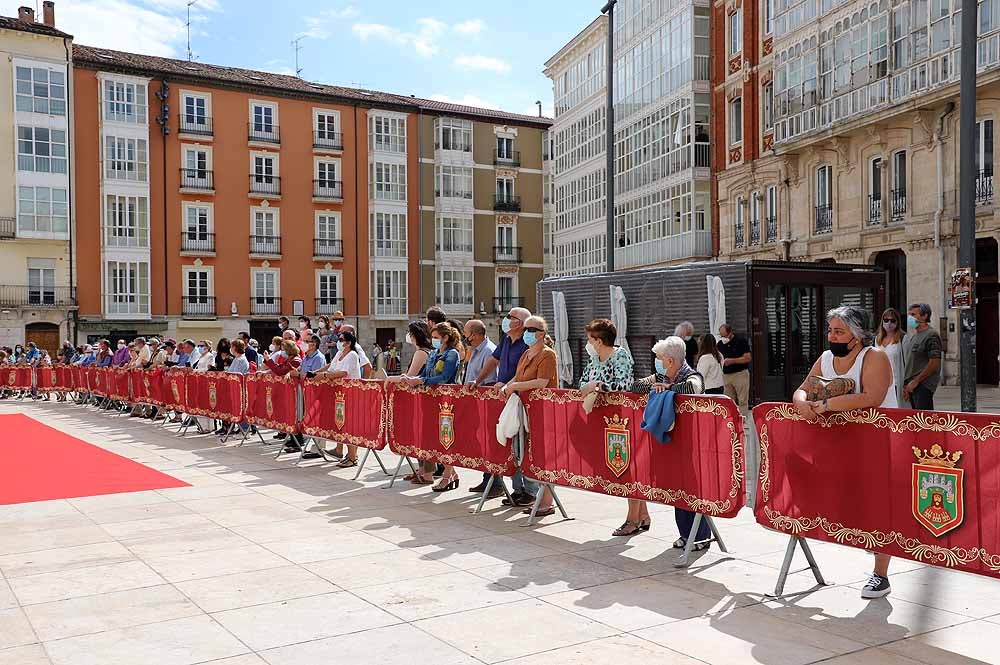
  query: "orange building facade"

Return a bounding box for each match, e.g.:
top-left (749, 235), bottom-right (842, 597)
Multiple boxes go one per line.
top-left (72, 46), bottom-right (549, 347)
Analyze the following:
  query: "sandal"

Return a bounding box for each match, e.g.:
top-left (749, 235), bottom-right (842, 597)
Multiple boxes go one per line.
top-left (336, 458), bottom-right (357, 468)
top-left (613, 521), bottom-right (642, 537)
top-left (638, 520), bottom-right (651, 532)
top-left (692, 541), bottom-right (710, 552)
top-left (409, 475), bottom-right (433, 485)
top-left (523, 506), bottom-right (556, 517)
top-left (673, 538), bottom-right (687, 549)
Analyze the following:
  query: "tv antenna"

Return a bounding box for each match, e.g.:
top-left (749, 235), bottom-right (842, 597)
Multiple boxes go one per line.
top-left (292, 37), bottom-right (304, 77)
top-left (186, 0), bottom-right (199, 61)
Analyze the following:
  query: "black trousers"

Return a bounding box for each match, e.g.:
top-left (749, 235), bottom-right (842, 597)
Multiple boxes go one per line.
top-left (675, 508), bottom-right (711, 542)
top-left (910, 383), bottom-right (935, 410)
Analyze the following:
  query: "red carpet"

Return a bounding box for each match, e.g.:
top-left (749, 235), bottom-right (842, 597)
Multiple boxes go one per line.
top-left (0, 414), bottom-right (189, 505)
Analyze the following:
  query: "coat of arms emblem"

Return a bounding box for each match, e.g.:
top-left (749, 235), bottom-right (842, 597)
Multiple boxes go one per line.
top-left (265, 385), bottom-right (274, 417)
top-left (208, 382), bottom-right (218, 409)
top-left (335, 390), bottom-right (347, 430)
top-left (143, 373), bottom-right (151, 395)
top-left (50, 370), bottom-right (57, 386)
top-left (912, 444), bottom-right (965, 537)
top-left (605, 414), bottom-right (630, 478)
top-left (439, 402), bottom-right (455, 449)
top-left (170, 379), bottom-right (181, 404)
top-left (7, 371), bottom-right (15, 386)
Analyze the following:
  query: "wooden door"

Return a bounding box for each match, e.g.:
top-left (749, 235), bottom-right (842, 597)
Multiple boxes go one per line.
top-left (25, 323), bottom-right (60, 356)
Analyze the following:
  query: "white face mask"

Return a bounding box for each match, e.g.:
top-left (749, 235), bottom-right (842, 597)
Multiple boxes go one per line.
top-left (405, 333), bottom-right (414, 346)
top-left (269, 344), bottom-right (277, 352)
top-left (299, 322), bottom-right (307, 330)
top-left (117, 343), bottom-right (125, 349)
top-left (719, 336), bottom-right (730, 344)
top-left (585, 342), bottom-right (597, 358)
top-left (682, 335), bottom-right (692, 342)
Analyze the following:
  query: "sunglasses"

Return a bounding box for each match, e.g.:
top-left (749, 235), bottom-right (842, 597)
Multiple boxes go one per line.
top-left (882, 318), bottom-right (897, 323)
top-left (525, 326), bottom-right (545, 333)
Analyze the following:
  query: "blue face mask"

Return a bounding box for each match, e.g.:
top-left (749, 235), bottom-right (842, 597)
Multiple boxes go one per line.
top-left (431, 338), bottom-right (442, 349)
top-left (907, 315), bottom-right (919, 329)
top-left (523, 331), bottom-right (538, 346)
top-left (501, 317), bottom-right (512, 334)
top-left (655, 358), bottom-right (666, 375)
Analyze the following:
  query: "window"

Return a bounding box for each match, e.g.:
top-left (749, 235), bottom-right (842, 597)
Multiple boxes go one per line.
top-left (251, 209), bottom-right (280, 254)
top-left (734, 195), bottom-right (745, 247)
top-left (437, 118), bottom-right (472, 151)
top-left (870, 157), bottom-right (883, 201)
top-left (436, 216), bottom-right (473, 253)
top-left (18, 186), bottom-right (68, 235)
top-left (251, 103), bottom-right (276, 134)
top-left (765, 0), bottom-right (774, 34)
top-left (185, 269), bottom-right (211, 303)
top-left (182, 147), bottom-right (210, 187)
top-left (497, 276), bottom-right (515, 304)
top-left (103, 79), bottom-right (147, 124)
top-left (975, 119), bottom-right (994, 176)
top-left (497, 225), bottom-right (514, 250)
top-left (371, 268), bottom-right (407, 316)
top-left (252, 270), bottom-right (279, 312)
top-left (252, 154), bottom-right (277, 182)
top-left (106, 260), bottom-right (150, 315)
top-left (317, 161), bottom-right (338, 187)
top-left (817, 165), bottom-right (833, 207)
top-left (763, 83), bottom-right (774, 130)
top-left (750, 191), bottom-right (761, 243)
top-left (28, 259), bottom-right (56, 305)
top-left (370, 211), bottom-right (407, 257)
top-left (496, 177), bottom-right (515, 200)
top-left (17, 126), bottom-right (67, 173)
top-left (496, 136), bottom-right (514, 160)
top-left (182, 204), bottom-right (211, 251)
top-left (316, 213), bottom-right (340, 241)
top-left (766, 185), bottom-right (777, 241)
top-left (436, 165), bottom-right (473, 199)
top-left (729, 9), bottom-right (742, 55)
top-left (729, 97), bottom-right (743, 144)
top-left (317, 272), bottom-right (340, 307)
top-left (892, 151), bottom-right (906, 193)
top-left (437, 269), bottom-right (473, 308)
top-left (370, 114), bottom-right (406, 153)
top-left (15, 66), bottom-right (66, 115)
top-left (370, 162), bottom-right (407, 201)
top-left (106, 195), bottom-right (149, 247)
top-left (105, 136), bottom-right (148, 181)
top-left (315, 111), bottom-right (340, 146)
top-left (182, 94), bottom-right (208, 126)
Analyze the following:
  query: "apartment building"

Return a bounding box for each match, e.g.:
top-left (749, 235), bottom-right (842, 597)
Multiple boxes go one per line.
top-left (716, 0), bottom-right (1000, 385)
top-left (545, 0), bottom-right (713, 277)
top-left (70, 45), bottom-right (548, 347)
top-left (0, 4), bottom-right (74, 352)
top-left (415, 101), bottom-right (549, 318)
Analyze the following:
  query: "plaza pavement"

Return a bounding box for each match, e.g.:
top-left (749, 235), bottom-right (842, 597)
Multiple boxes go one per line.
top-left (0, 386), bottom-right (998, 665)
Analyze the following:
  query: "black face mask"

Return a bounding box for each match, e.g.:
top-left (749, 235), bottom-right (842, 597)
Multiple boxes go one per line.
top-left (829, 340), bottom-right (854, 358)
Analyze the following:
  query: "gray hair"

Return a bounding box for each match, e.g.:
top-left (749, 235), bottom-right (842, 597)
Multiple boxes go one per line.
top-left (826, 305), bottom-right (869, 341)
top-left (674, 321), bottom-right (694, 337)
top-left (652, 336), bottom-right (688, 363)
top-left (908, 302), bottom-right (932, 320)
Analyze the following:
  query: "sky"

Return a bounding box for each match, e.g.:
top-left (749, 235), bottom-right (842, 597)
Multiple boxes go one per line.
top-left (2, 0), bottom-right (603, 117)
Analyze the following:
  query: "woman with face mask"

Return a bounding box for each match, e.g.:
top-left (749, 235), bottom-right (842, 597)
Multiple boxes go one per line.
top-left (386, 321), bottom-right (432, 383)
top-left (875, 307), bottom-right (906, 406)
top-left (792, 305), bottom-right (896, 601)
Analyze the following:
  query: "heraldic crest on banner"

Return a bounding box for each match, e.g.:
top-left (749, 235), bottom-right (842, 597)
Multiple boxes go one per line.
top-left (605, 414), bottom-right (630, 478)
top-left (170, 379), bottom-right (181, 404)
top-left (335, 390), bottom-right (346, 430)
top-left (7, 371), bottom-right (15, 386)
top-left (912, 443), bottom-right (965, 537)
top-left (265, 386), bottom-right (274, 418)
top-left (143, 373), bottom-right (151, 394)
top-left (208, 382), bottom-right (218, 409)
top-left (439, 401), bottom-right (455, 449)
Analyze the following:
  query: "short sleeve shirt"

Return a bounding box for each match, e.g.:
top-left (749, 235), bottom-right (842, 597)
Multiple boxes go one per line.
top-left (492, 335), bottom-right (529, 384)
top-left (719, 334), bottom-right (751, 374)
top-left (579, 346), bottom-right (634, 391)
top-left (903, 327), bottom-right (943, 391)
top-left (514, 347), bottom-right (558, 388)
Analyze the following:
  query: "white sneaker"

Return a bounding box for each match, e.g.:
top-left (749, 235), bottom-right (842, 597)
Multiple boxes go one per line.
top-left (861, 573), bottom-right (891, 599)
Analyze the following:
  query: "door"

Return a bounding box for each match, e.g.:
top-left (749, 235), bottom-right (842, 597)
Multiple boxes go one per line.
top-left (25, 322), bottom-right (59, 355)
top-left (977, 237), bottom-right (999, 385)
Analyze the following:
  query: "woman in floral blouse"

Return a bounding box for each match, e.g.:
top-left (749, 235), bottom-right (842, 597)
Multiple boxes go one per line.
top-left (579, 318), bottom-right (634, 397)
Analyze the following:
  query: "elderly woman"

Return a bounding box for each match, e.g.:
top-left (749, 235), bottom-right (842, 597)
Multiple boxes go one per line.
top-left (792, 304), bottom-right (896, 600)
top-left (579, 318), bottom-right (634, 398)
top-left (621, 336), bottom-right (709, 545)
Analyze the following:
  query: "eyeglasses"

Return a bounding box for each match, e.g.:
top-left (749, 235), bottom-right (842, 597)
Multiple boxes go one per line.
top-left (524, 326), bottom-right (545, 333)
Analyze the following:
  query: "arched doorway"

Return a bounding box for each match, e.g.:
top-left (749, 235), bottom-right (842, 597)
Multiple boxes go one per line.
top-left (874, 249), bottom-right (907, 315)
top-left (25, 322), bottom-right (60, 355)
top-left (976, 238), bottom-right (999, 385)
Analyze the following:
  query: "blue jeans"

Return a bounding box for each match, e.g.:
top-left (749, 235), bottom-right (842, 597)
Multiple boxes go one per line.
top-left (511, 431), bottom-right (537, 496)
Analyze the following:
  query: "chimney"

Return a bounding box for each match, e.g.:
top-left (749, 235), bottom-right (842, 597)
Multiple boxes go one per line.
top-left (42, 1), bottom-right (55, 28)
top-left (17, 6), bottom-right (34, 24)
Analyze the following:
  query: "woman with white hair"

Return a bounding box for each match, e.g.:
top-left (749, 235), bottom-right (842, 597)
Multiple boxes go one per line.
top-left (613, 336), bottom-right (707, 540)
top-left (674, 321), bottom-right (698, 367)
top-left (792, 304), bottom-right (896, 600)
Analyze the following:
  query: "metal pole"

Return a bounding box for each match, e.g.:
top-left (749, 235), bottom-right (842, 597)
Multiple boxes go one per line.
top-left (601, 1), bottom-right (617, 272)
top-left (959, 0), bottom-right (977, 412)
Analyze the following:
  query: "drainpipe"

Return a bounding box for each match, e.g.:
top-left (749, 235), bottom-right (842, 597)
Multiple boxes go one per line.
top-left (64, 36), bottom-right (76, 343)
top-left (934, 103), bottom-right (956, 326)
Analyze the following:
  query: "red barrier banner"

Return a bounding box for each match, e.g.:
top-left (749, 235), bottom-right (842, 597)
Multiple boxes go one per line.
top-left (386, 383), bottom-right (516, 475)
top-left (132, 368), bottom-right (164, 406)
top-left (1, 366), bottom-right (32, 390)
top-left (245, 373), bottom-right (299, 433)
top-left (53, 366), bottom-right (74, 391)
top-left (754, 403), bottom-right (1000, 578)
top-left (186, 371), bottom-right (245, 422)
top-left (108, 367), bottom-right (131, 401)
top-left (89, 367), bottom-right (109, 397)
top-left (302, 377), bottom-right (385, 450)
top-left (162, 368), bottom-right (189, 412)
top-left (72, 366), bottom-right (87, 392)
top-left (35, 367), bottom-right (59, 392)
top-left (523, 390), bottom-right (745, 518)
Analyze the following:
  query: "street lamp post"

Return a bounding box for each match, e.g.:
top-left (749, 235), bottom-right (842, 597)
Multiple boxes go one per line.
top-left (601, 0), bottom-right (617, 273)
top-left (959, 0), bottom-right (977, 412)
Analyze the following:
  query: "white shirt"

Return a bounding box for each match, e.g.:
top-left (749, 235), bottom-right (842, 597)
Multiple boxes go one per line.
top-left (193, 352), bottom-right (215, 372)
top-left (819, 347), bottom-right (898, 408)
top-left (696, 354), bottom-right (725, 390)
top-left (327, 350), bottom-right (361, 378)
top-left (355, 345), bottom-right (371, 369)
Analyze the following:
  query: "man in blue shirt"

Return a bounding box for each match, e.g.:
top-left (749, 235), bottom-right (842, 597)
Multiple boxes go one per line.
top-left (299, 335), bottom-right (327, 376)
top-left (176, 340), bottom-right (194, 367)
top-left (95, 340), bottom-right (113, 367)
top-left (75, 345), bottom-right (96, 366)
top-left (23, 342), bottom-right (41, 364)
top-left (238, 332), bottom-right (258, 365)
top-left (468, 307), bottom-right (530, 497)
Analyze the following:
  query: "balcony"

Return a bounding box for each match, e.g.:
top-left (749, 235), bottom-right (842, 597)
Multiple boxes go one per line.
top-left (179, 116), bottom-right (213, 137)
top-left (493, 149), bottom-right (521, 167)
top-left (814, 204), bottom-right (833, 234)
top-left (251, 296), bottom-right (281, 316)
top-left (734, 220), bottom-right (745, 248)
top-left (313, 180), bottom-right (343, 200)
top-left (371, 298), bottom-right (407, 318)
top-left (493, 195), bottom-right (521, 213)
top-left (313, 131), bottom-right (343, 150)
top-left (0, 217), bottom-right (14, 239)
top-left (248, 124), bottom-right (280, 145)
top-left (182, 296), bottom-right (216, 318)
top-left (493, 246), bottom-right (523, 264)
top-left (615, 230), bottom-right (713, 268)
top-left (493, 296), bottom-right (524, 313)
top-left (315, 297), bottom-right (345, 315)
top-left (179, 168), bottom-right (214, 191)
top-left (766, 216), bottom-right (777, 243)
top-left (749, 218), bottom-right (761, 246)
top-left (977, 170), bottom-right (994, 206)
top-left (314, 238), bottom-right (343, 258)
top-left (0, 286), bottom-right (75, 308)
top-left (249, 175), bottom-right (281, 197)
top-left (104, 294), bottom-right (150, 318)
top-left (695, 142), bottom-right (710, 168)
top-left (249, 234), bottom-right (281, 256)
top-left (867, 196), bottom-right (882, 226)
top-left (180, 232), bottom-right (215, 254)
top-left (891, 188), bottom-right (906, 221)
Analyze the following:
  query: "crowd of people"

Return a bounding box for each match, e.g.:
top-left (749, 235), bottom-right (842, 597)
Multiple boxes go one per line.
top-left (0, 299), bottom-right (947, 601)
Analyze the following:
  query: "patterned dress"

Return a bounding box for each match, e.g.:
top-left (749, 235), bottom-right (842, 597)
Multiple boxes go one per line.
top-left (579, 346), bottom-right (634, 391)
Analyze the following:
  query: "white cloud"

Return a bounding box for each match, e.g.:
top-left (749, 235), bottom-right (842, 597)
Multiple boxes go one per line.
top-left (300, 5), bottom-right (358, 39)
top-left (352, 17), bottom-right (447, 58)
top-left (454, 54), bottom-right (511, 74)
top-left (261, 59), bottom-right (296, 76)
top-left (430, 93), bottom-right (502, 111)
top-left (453, 19), bottom-right (484, 35)
top-left (322, 5), bottom-right (359, 19)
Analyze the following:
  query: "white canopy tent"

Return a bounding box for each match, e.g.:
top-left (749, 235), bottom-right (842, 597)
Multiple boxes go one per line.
top-left (551, 291), bottom-right (574, 388)
top-left (707, 275), bottom-right (727, 339)
top-left (609, 285), bottom-right (632, 358)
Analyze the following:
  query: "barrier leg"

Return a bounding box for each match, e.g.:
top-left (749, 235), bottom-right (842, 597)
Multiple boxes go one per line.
top-left (385, 455), bottom-right (408, 488)
top-left (521, 484), bottom-right (572, 526)
top-left (548, 485), bottom-right (570, 520)
top-left (767, 535), bottom-right (830, 598)
top-left (352, 448), bottom-right (371, 480)
top-left (706, 516), bottom-right (728, 554)
top-left (372, 450), bottom-right (389, 475)
top-left (472, 475), bottom-right (498, 514)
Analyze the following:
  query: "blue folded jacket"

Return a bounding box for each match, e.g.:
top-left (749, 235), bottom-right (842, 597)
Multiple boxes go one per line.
top-left (641, 389), bottom-right (677, 444)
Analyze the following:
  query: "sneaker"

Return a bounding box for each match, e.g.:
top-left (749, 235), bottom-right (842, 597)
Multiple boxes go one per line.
top-left (861, 573), bottom-right (891, 599)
